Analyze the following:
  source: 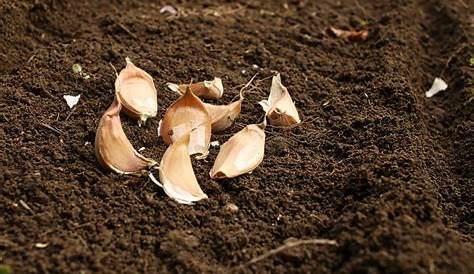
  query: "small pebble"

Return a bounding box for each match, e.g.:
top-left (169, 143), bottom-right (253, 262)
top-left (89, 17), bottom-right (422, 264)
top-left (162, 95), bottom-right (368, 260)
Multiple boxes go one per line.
top-left (224, 203), bottom-right (239, 213)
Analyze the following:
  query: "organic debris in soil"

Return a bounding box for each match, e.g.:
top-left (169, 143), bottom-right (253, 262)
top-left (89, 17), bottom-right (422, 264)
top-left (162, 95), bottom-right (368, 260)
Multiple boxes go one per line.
top-left (327, 26), bottom-right (369, 41)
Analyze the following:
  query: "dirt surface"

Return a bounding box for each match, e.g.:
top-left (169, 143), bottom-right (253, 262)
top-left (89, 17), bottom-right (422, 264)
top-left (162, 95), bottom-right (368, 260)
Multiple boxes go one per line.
top-left (1, 0), bottom-right (473, 273)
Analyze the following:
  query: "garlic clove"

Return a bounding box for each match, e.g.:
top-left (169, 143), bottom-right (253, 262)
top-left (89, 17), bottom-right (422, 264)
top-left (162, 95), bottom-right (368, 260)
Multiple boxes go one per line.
top-left (95, 96), bottom-right (157, 174)
top-left (204, 99), bottom-right (242, 133)
top-left (210, 122), bottom-right (266, 179)
top-left (260, 73), bottom-right (301, 126)
top-left (203, 73), bottom-right (257, 132)
top-left (160, 87), bottom-right (211, 157)
top-left (159, 133), bottom-right (208, 204)
top-left (115, 57), bottom-right (158, 124)
top-left (166, 77), bottom-right (224, 100)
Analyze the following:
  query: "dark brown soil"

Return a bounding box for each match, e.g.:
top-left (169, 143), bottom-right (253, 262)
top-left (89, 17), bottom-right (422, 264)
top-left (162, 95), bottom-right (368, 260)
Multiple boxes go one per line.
top-left (1, 0), bottom-right (473, 273)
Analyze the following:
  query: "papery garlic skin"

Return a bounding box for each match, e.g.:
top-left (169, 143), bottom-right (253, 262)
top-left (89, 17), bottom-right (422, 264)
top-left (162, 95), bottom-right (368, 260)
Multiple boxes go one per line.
top-left (260, 73), bottom-right (301, 126)
top-left (210, 123), bottom-right (265, 179)
top-left (95, 97), bottom-right (157, 174)
top-left (115, 57), bottom-right (158, 123)
top-left (160, 87), bottom-right (211, 157)
top-left (166, 77), bottom-right (224, 100)
top-left (159, 133), bottom-right (208, 204)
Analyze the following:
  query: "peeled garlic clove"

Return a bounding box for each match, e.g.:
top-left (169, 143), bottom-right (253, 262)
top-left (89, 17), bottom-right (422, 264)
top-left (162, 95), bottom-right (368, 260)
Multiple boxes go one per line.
top-left (115, 57), bottom-right (158, 124)
top-left (259, 73), bottom-right (301, 126)
top-left (166, 77), bottom-right (224, 100)
top-left (95, 97), bottom-right (157, 174)
top-left (160, 87), bottom-right (211, 156)
top-left (204, 99), bottom-right (242, 133)
top-left (159, 133), bottom-right (208, 204)
top-left (210, 122), bottom-right (266, 179)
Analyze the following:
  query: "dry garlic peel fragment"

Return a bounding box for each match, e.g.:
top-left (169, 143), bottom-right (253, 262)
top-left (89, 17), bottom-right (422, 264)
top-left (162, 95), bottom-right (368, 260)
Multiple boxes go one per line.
top-left (259, 73), bottom-right (301, 126)
top-left (160, 87), bottom-right (211, 157)
top-left (159, 133), bottom-right (208, 204)
top-left (115, 57), bottom-right (158, 123)
top-left (95, 97), bottom-right (157, 174)
top-left (167, 77), bottom-right (224, 100)
top-left (210, 122), bottom-right (266, 179)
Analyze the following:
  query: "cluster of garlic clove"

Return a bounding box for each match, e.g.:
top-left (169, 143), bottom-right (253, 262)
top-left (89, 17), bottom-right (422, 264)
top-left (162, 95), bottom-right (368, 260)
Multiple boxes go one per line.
top-left (95, 60), bottom-right (301, 205)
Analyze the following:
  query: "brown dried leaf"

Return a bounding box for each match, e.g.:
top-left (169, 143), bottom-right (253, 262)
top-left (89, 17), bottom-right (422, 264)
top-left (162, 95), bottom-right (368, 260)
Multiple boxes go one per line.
top-left (327, 27), bottom-right (368, 42)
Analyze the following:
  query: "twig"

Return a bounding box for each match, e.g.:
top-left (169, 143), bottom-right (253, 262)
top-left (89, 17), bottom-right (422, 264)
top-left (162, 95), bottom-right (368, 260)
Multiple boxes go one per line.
top-left (231, 72), bottom-right (259, 101)
top-left (19, 199), bottom-right (35, 215)
top-left (0, 238), bottom-right (17, 247)
top-left (117, 23), bottom-right (138, 39)
top-left (72, 222), bottom-right (93, 229)
top-left (238, 238), bottom-right (337, 269)
top-left (38, 122), bottom-right (64, 135)
top-left (440, 42), bottom-right (471, 77)
top-left (27, 54), bottom-right (36, 63)
top-left (65, 106), bottom-right (77, 121)
top-left (240, 72), bottom-right (259, 93)
top-left (41, 87), bottom-right (55, 99)
top-left (354, 0), bottom-right (368, 20)
top-left (458, 0), bottom-right (468, 8)
top-left (255, 74), bottom-right (276, 83)
top-left (109, 62), bottom-right (119, 77)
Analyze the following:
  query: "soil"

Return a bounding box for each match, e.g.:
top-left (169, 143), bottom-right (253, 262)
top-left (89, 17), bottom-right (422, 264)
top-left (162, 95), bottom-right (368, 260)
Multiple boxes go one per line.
top-left (0, 0), bottom-right (473, 273)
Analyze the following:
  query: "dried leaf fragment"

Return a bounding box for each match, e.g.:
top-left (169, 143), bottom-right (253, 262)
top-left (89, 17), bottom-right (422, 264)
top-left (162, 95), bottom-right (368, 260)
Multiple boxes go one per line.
top-left (95, 97), bottom-right (157, 174)
top-left (327, 27), bottom-right (368, 42)
top-left (210, 122), bottom-right (266, 179)
top-left (158, 133), bottom-right (208, 204)
top-left (160, 87), bottom-right (211, 157)
top-left (115, 57), bottom-right (158, 124)
top-left (167, 77), bottom-right (224, 100)
top-left (259, 73), bottom-right (301, 126)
